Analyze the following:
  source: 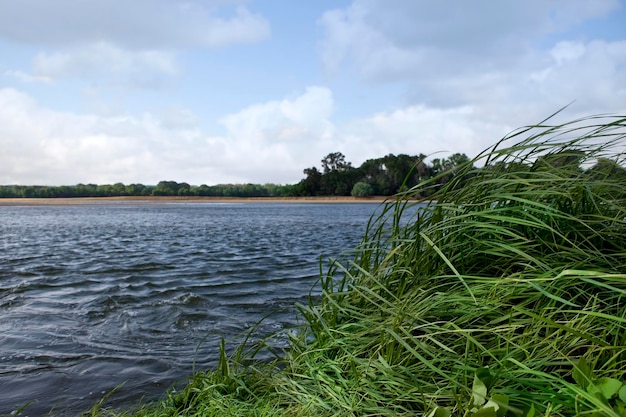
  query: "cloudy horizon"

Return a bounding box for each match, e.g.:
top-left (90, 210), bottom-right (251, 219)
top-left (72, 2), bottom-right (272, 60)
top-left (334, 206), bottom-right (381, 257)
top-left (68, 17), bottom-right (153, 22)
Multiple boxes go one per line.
top-left (1, 0), bottom-right (625, 186)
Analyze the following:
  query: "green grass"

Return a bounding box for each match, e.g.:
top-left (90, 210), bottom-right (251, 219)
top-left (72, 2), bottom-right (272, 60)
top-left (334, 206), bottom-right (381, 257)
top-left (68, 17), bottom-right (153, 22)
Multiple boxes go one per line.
top-left (80, 114), bottom-right (626, 416)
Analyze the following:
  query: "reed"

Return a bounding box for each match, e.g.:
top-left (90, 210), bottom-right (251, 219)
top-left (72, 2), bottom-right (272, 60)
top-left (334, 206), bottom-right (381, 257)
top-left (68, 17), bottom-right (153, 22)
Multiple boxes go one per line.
top-left (90, 114), bottom-right (626, 417)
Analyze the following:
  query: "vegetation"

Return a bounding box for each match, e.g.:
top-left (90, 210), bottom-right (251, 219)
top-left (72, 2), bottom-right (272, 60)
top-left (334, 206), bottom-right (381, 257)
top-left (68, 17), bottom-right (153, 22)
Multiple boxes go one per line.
top-left (0, 181), bottom-right (296, 199)
top-left (23, 114), bottom-right (626, 416)
top-left (0, 152), bottom-right (471, 199)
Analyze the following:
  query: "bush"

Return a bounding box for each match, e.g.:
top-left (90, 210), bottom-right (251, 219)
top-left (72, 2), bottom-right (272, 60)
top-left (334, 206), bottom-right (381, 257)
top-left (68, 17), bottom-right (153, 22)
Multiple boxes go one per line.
top-left (350, 181), bottom-right (374, 197)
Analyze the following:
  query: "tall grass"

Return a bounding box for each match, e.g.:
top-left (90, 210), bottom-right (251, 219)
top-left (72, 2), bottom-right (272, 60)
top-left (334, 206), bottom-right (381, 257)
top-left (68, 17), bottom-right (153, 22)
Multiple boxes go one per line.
top-left (91, 114), bottom-right (626, 417)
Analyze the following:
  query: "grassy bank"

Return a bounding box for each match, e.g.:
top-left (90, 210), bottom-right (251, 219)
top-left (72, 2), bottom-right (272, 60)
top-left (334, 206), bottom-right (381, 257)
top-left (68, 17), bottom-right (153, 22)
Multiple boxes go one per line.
top-left (88, 114), bottom-right (626, 417)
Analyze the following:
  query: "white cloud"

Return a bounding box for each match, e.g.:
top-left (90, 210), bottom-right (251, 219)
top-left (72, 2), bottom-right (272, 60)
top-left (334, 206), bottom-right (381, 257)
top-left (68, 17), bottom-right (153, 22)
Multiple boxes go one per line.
top-left (0, 1), bottom-right (270, 50)
top-left (1, 0), bottom-right (625, 189)
top-left (199, 6), bottom-right (272, 48)
top-left (333, 105), bottom-right (512, 169)
top-left (3, 70), bottom-right (53, 84)
top-left (318, 0), bottom-right (626, 139)
top-left (529, 40), bottom-right (626, 112)
top-left (6, 85), bottom-right (476, 186)
top-left (1, 61), bottom-right (624, 186)
top-left (32, 42), bottom-right (179, 83)
top-left (0, 87), bottom-right (338, 185)
top-left (213, 86), bottom-right (338, 181)
top-left (319, 0), bottom-right (620, 83)
top-left (0, 1), bottom-right (270, 87)
top-left (221, 86), bottom-right (334, 141)
top-left (0, 88), bottom-right (154, 184)
top-left (551, 41), bottom-right (587, 64)
top-left (379, 40), bottom-right (626, 159)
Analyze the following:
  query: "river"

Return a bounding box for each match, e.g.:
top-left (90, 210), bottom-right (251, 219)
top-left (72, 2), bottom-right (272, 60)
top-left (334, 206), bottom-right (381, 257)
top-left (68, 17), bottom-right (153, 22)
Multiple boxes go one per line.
top-left (0, 202), bottom-right (383, 416)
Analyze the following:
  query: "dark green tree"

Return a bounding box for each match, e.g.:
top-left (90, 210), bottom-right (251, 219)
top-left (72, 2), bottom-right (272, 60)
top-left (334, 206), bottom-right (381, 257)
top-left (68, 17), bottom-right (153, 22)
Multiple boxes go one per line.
top-left (587, 157), bottom-right (626, 181)
top-left (298, 167), bottom-right (322, 196)
top-left (319, 152), bottom-right (360, 195)
top-left (321, 152), bottom-right (352, 174)
top-left (153, 181), bottom-right (180, 196)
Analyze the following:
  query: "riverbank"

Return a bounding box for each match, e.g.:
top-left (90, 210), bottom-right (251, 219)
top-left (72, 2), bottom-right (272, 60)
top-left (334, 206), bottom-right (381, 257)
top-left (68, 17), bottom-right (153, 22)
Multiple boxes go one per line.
top-left (0, 195), bottom-right (391, 206)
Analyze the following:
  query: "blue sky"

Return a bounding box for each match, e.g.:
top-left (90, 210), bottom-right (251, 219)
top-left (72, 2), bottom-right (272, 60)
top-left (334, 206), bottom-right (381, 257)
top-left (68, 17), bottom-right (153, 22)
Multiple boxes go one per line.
top-left (1, 0), bottom-right (625, 185)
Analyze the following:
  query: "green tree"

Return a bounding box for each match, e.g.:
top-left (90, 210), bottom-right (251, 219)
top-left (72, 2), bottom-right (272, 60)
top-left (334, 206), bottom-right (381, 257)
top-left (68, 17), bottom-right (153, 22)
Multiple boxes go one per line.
top-left (321, 152), bottom-right (352, 174)
top-left (126, 183), bottom-right (148, 196)
top-left (351, 182), bottom-right (374, 197)
top-left (153, 181), bottom-right (180, 196)
top-left (298, 167), bottom-right (322, 196)
top-left (429, 153), bottom-right (471, 188)
top-left (111, 182), bottom-right (127, 196)
top-left (534, 150), bottom-right (585, 172)
top-left (586, 157), bottom-right (626, 181)
top-left (318, 152), bottom-right (359, 196)
top-left (177, 182), bottom-right (191, 196)
top-left (379, 153), bottom-right (423, 193)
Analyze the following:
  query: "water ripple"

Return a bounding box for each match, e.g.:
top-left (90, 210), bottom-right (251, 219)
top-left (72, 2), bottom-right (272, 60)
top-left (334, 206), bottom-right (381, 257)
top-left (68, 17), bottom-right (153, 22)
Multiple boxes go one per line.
top-left (0, 203), bottom-right (381, 415)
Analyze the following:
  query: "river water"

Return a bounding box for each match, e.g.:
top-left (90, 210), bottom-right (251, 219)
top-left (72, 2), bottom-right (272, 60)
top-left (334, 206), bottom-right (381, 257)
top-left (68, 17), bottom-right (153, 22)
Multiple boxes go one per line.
top-left (0, 202), bottom-right (383, 416)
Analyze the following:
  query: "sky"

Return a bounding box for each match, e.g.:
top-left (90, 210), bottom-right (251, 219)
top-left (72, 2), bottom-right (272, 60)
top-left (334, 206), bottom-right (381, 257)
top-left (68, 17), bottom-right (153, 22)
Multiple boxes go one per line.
top-left (1, 0), bottom-right (625, 186)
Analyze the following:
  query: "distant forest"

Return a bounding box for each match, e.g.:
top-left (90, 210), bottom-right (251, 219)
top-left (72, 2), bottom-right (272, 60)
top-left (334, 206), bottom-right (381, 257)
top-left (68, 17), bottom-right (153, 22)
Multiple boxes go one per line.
top-left (1, 150), bottom-right (624, 199)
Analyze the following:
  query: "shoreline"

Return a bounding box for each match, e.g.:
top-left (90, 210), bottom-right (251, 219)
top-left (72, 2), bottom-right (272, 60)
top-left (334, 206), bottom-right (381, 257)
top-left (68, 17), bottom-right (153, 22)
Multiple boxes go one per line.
top-left (0, 195), bottom-right (393, 206)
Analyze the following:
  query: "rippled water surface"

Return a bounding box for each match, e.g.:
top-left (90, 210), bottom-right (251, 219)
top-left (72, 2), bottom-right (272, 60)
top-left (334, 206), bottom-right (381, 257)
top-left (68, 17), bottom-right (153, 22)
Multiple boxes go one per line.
top-left (0, 202), bottom-right (381, 415)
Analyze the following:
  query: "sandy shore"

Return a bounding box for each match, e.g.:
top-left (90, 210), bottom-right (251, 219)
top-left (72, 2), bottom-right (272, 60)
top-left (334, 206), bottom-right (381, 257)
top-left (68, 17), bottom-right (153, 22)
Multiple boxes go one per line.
top-left (0, 196), bottom-right (392, 206)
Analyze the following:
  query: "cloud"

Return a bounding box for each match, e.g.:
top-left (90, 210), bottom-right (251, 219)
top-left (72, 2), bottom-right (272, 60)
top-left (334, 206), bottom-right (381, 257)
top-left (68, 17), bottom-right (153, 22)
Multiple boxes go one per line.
top-left (3, 70), bottom-right (53, 84)
top-left (5, 85), bottom-right (473, 186)
top-left (551, 41), bottom-right (587, 64)
top-left (0, 88), bottom-right (155, 184)
top-left (0, 87), bottom-right (338, 186)
top-left (318, 39), bottom-right (625, 172)
top-left (0, 84), bottom-right (550, 187)
top-left (536, 40), bottom-right (626, 110)
top-left (0, 1), bottom-right (270, 87)
top-left (199, 6), bottom-right (273, 48)
top-left (319, 0), bottom-right (620, 83)
top-left (0, 1), bottom-right (270, 50)
top-left (212, 86), bottom-right (338, 181)
top-left (32, 42), bottom-right (179, 84)
top-left (339, 106), bottom-right (495, 162)
top-left (318, 0), bottom-right (626, 135)
top-left (1, 68), bottom-right (624, 186)
top-left (221, 86), bottom-right (334, 142)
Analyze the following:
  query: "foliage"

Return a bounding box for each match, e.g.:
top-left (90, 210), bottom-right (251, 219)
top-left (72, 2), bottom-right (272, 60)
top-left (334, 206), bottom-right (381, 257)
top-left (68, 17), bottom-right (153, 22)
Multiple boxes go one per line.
top-left (292, 151), bottom-right (470, 197)
top-left (0, 150), bottom-right (473, 199)
top-left (321, 152), bottom-right (353, 174)
top-left (0, 182), bottom-right (296, 199)
top-left (350, 182), bottom-right (374, 197)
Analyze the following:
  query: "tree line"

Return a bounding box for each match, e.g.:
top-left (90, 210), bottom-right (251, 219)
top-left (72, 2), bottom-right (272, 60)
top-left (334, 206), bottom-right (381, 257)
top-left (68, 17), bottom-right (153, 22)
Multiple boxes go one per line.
top-left (291, 151), bottom-right (470, 197)
top-left (1, 150), bottom-right (624, 199)
top-left (0, 181), bottom-right (295, 199)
